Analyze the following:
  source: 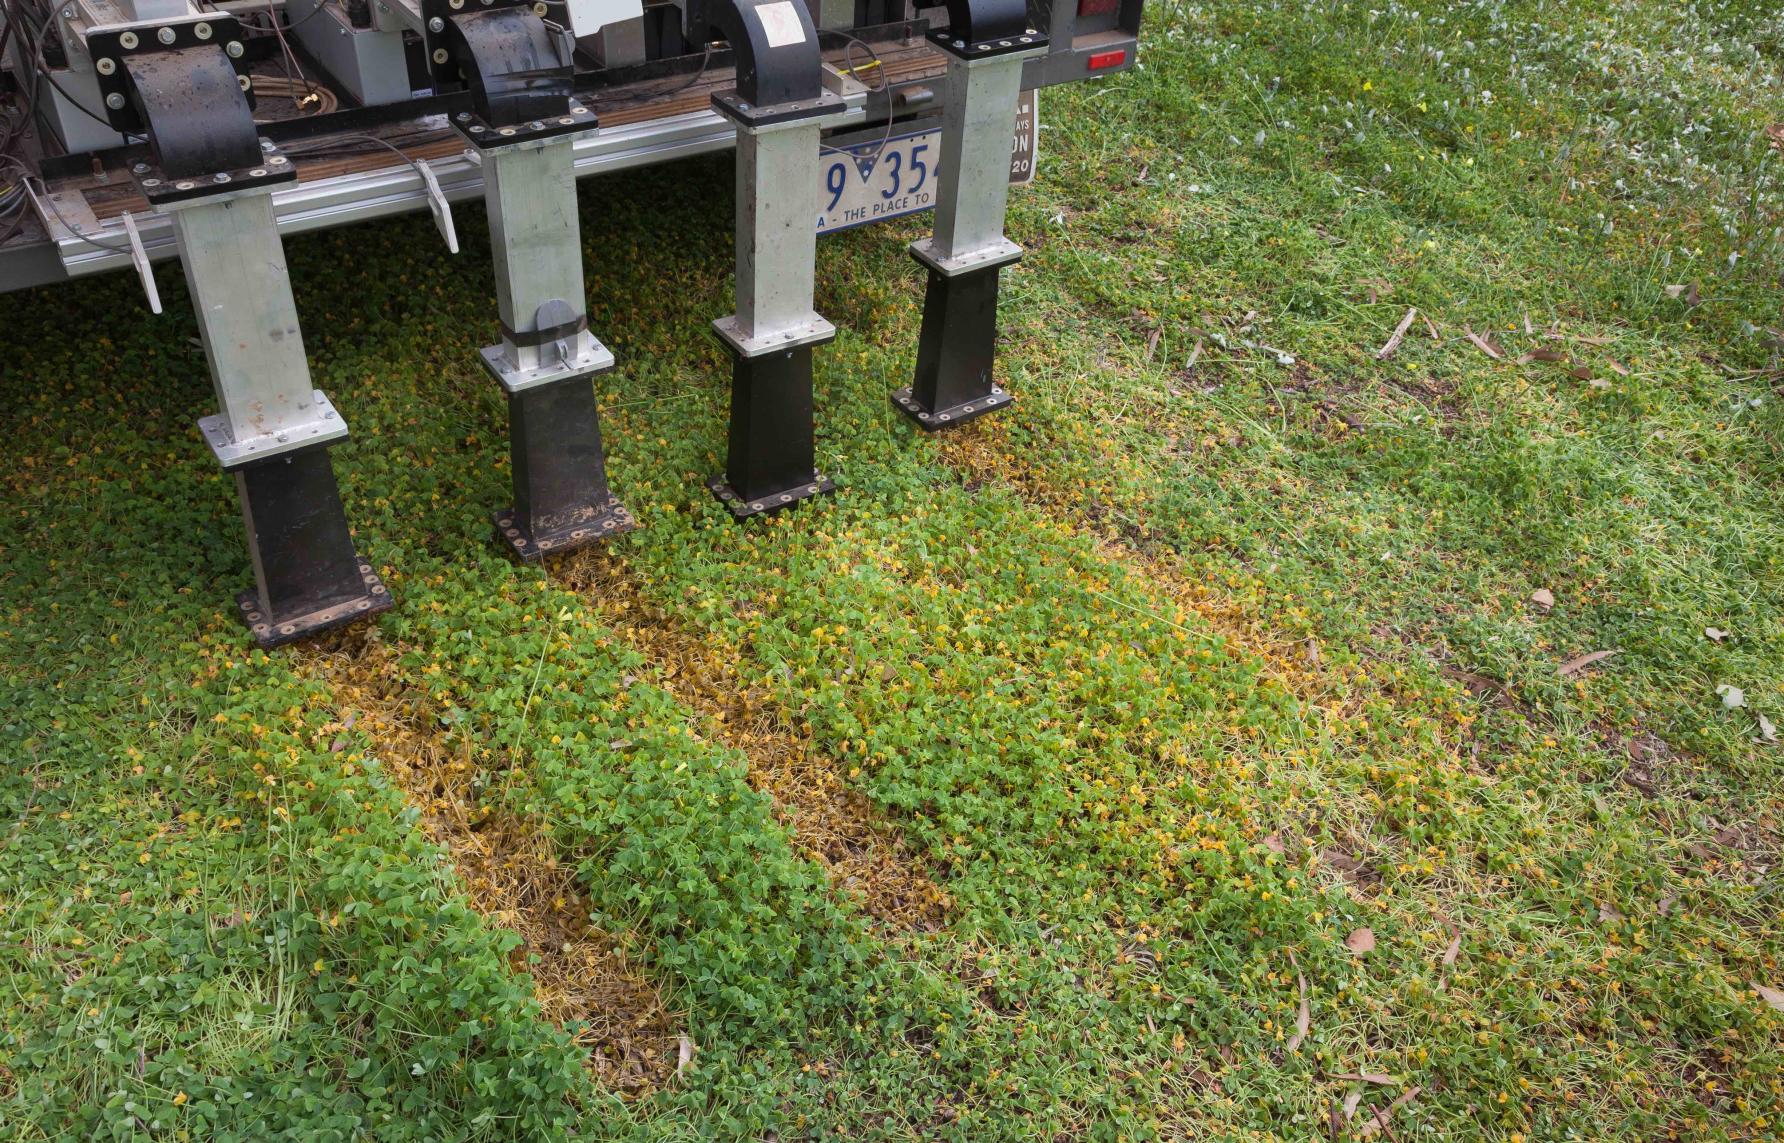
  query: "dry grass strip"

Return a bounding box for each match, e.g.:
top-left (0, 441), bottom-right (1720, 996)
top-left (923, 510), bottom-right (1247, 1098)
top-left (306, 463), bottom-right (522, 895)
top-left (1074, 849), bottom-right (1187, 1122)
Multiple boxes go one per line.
top-left (553, 549), bottom-right (952, 931)
top-left (298, 634), bottom-right (682, 1097)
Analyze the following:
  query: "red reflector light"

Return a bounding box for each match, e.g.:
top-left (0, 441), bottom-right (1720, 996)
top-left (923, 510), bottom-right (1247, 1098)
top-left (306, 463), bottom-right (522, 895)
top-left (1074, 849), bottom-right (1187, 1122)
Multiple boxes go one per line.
top-left (1087, 49), bottom-right (1128, 70)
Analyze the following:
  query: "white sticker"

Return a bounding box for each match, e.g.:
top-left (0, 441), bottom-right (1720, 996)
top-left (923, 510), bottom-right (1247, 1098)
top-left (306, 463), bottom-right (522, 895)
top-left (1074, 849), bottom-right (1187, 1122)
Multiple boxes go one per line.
top-left (754, 0), bottom-right (806, 48)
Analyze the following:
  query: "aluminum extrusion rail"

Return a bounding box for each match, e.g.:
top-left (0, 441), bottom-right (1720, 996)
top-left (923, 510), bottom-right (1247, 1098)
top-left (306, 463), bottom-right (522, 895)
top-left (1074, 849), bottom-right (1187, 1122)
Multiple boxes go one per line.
top-left (31, 94), bottom-right (866, 282)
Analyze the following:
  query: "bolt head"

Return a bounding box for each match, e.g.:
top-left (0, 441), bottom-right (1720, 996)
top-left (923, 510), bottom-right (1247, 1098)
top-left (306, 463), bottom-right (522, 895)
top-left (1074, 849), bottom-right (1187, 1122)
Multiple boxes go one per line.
top-left (104, 92), bottom-right (126, 110)
top-left (237, 75), bottom-right (251, 91)
top-left (432, 47), bottom-right (448, 63)
top-left (226, 39), bottom-right (244, 57)
top-left (156, 26), bottom-right (176, 44)
top-left (132, 161), bottom-right (149, 174)
top-left (119, 31), bottom-right (138, 48)
top-left (428, 16), bottom-right (444, 31)
top-left (96, 57), bottom-right (115, 75)
top-left (194, 21), bottom-right (211, 39)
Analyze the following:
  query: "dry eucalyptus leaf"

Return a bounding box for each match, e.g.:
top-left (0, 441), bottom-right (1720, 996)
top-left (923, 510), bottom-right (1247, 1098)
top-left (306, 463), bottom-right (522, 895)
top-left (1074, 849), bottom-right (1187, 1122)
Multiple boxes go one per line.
top-left (1756, 714), bottom-right (1777, 745)
top-left (1263, 833), bottom-right (1286, 855)
top-left (1345, 928), bottom-right (1376, 955)
top-left (1754, 983), bottom-right (1784, 1013)
top-left (1530, 588), bottom-right (1555, 611)
top-left (677, 1035), bottom-right (695, 1074)
top-left (1285, 952), bottom-right (1311, 1052)
top-left (1343, 1090), bottom-right (1364, 1121)
top-left (1704, 627), bottom-right (1730, 643)
top-left (1717, 683), bottom-right (1746, 710)
top-left (1441, 929), bottom-right (1461, 967)
top-left (1559, 649), bottom-right (1617, 677)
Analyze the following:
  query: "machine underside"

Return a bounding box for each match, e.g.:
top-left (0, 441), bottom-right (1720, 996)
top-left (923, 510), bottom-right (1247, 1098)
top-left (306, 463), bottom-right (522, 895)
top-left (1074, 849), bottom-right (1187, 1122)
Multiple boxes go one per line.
top-left (0, 0), bottom-right (1140, 645)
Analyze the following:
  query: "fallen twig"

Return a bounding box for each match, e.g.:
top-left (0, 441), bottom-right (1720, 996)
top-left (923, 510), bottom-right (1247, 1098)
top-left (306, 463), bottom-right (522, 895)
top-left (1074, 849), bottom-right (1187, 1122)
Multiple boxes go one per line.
top-left (1376, 308), bottom-right (1418, 360)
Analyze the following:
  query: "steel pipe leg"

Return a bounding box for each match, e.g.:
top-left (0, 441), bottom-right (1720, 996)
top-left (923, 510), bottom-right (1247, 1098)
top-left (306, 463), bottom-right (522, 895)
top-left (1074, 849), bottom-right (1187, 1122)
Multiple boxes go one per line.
top-left (894, 24), bottom-right (1047, 430)
top-left (169, 190), bottom-right (392, 648)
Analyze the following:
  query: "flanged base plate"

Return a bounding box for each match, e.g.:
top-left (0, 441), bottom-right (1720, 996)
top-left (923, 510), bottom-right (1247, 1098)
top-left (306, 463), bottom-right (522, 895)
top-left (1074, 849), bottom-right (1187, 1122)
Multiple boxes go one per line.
top-left (493, 498), bottom-right (636, 562)
top-left (707, 474), bottom-right (836, 520)
top-left (892, 385), bottom-right (1013, 431)
top-left (236, 556), bottom-right (392, 649)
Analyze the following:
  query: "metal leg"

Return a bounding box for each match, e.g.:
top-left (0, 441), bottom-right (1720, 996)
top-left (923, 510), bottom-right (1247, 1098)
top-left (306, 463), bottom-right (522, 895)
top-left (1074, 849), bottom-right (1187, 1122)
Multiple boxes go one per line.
top-left (709, 115), bottom-right (843, 518)
top-left (473, 134), bottom-right (634, 560)
top-left (168, 190), bottom-right (392, 647)
top-left (894, 38), bottom-right (1045, 430)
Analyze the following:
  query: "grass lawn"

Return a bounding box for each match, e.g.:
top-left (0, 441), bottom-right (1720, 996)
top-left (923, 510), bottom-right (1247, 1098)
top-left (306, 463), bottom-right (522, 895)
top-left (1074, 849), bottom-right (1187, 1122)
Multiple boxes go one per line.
top-left (3, 0), bottom-right (1781, 1138)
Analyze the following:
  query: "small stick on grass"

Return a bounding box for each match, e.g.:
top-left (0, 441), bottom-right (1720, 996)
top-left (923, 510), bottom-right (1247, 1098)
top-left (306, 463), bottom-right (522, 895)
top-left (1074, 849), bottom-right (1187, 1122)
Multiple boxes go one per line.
top-left (1376, 307), bottom-right (1418, 360)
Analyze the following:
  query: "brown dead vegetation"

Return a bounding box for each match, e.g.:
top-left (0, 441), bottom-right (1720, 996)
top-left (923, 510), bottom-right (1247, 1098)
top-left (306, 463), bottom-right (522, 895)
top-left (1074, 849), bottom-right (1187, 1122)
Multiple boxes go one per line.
top-left (297, 634), bottom-right (681, 1097)
top-left (552, 549), bottom-right (951, 931)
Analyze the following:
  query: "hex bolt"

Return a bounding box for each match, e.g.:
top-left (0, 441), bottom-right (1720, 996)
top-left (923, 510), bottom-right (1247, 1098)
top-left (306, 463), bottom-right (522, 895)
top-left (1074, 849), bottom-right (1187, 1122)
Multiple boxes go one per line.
top-left (156, 26), bottom-right (175, 44)
top-left (428, 15), bottom-right (444, 31)
top-left (455, 111), bottom-right (470, 122)
top-left (214, 173), bottom-right (231, 183)
top-left (226, 40), bottom-right (244, 57)
top-left (132, 161), bottom-right (149, 174)
top-left (59, 5), bottom-right (73, 17)
top-left (104, 92), bottom-right (126, 110)
top-left (259, 137), bottom-right (276, 152)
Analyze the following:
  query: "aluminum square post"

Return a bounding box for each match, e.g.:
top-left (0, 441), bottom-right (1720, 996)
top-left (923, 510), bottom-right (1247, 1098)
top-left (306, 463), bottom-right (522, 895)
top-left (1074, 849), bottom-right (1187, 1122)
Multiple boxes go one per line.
top-left (893, 16), bottom-right (1047, 429)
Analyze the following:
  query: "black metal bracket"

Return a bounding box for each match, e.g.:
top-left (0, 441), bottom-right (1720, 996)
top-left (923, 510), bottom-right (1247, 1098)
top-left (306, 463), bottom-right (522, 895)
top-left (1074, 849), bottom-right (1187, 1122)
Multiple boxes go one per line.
top-left (492, 366), bottom-right (636, 561)
top-left (921, 0), bottom-right (1044, 58)
top-left (442, 5), bottom-right (577, 127)
top-left (452, 98), bottom-right (596, 150)
top-left (89, 15), bottom-right (252, 136)
top-left (705, 0), bottom-right (824, 108)
top-left (230, 440), bottom-right (393, 648)
top-left (119, 42), bottom-right (293, 200)
top-left (422, 0), bottom-right (541, 90)
top-left (893, 258), bottom-right (1013, 430)
top-left (708, 337), bottom-right (836, 520)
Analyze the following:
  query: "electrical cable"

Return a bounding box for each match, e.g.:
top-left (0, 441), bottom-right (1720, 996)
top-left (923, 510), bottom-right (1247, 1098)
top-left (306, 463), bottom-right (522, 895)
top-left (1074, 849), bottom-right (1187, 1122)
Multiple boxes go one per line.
top-left (816, 29), bottom-right (896, 167)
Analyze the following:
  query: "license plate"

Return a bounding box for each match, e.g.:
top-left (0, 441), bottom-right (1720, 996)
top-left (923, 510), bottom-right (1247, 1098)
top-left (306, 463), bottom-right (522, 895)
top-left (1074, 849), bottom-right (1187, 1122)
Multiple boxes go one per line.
top-left (816, 90), bottom-right (1038, 235)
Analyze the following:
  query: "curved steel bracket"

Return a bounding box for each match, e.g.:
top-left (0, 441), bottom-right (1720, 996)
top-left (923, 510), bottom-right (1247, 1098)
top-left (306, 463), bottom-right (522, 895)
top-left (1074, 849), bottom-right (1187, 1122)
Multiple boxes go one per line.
top-left (122, 46), bottom-right (263, 181)
top-left (446, 7), bottom-right (576, 128)
top-left (705, 0), bottom-right (827, 112)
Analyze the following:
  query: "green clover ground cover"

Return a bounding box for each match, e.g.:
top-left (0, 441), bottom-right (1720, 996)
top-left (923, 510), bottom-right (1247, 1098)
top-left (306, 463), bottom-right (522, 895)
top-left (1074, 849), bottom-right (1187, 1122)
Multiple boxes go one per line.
top-left (4, 0), bottom-right (1782, 1138)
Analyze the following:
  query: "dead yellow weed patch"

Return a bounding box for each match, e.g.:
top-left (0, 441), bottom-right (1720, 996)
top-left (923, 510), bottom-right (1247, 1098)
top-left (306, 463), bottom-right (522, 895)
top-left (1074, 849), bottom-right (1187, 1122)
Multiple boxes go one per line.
top-left (298, 635), bottom-right (682, 1096)
top-left (553, 549), bottom-right (951, 931)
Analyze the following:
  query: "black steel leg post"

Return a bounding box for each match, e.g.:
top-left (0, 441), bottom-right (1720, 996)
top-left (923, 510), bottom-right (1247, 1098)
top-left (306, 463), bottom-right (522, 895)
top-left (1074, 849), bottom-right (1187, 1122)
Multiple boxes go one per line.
top-left (120, 41), bottom-right (391, 647)
top-left (893, 2), bottom-right (1046, 429)
top-left (704, 0), bottom-right (848, 518)
top-left (447, 8), bottom-right (633, 559)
